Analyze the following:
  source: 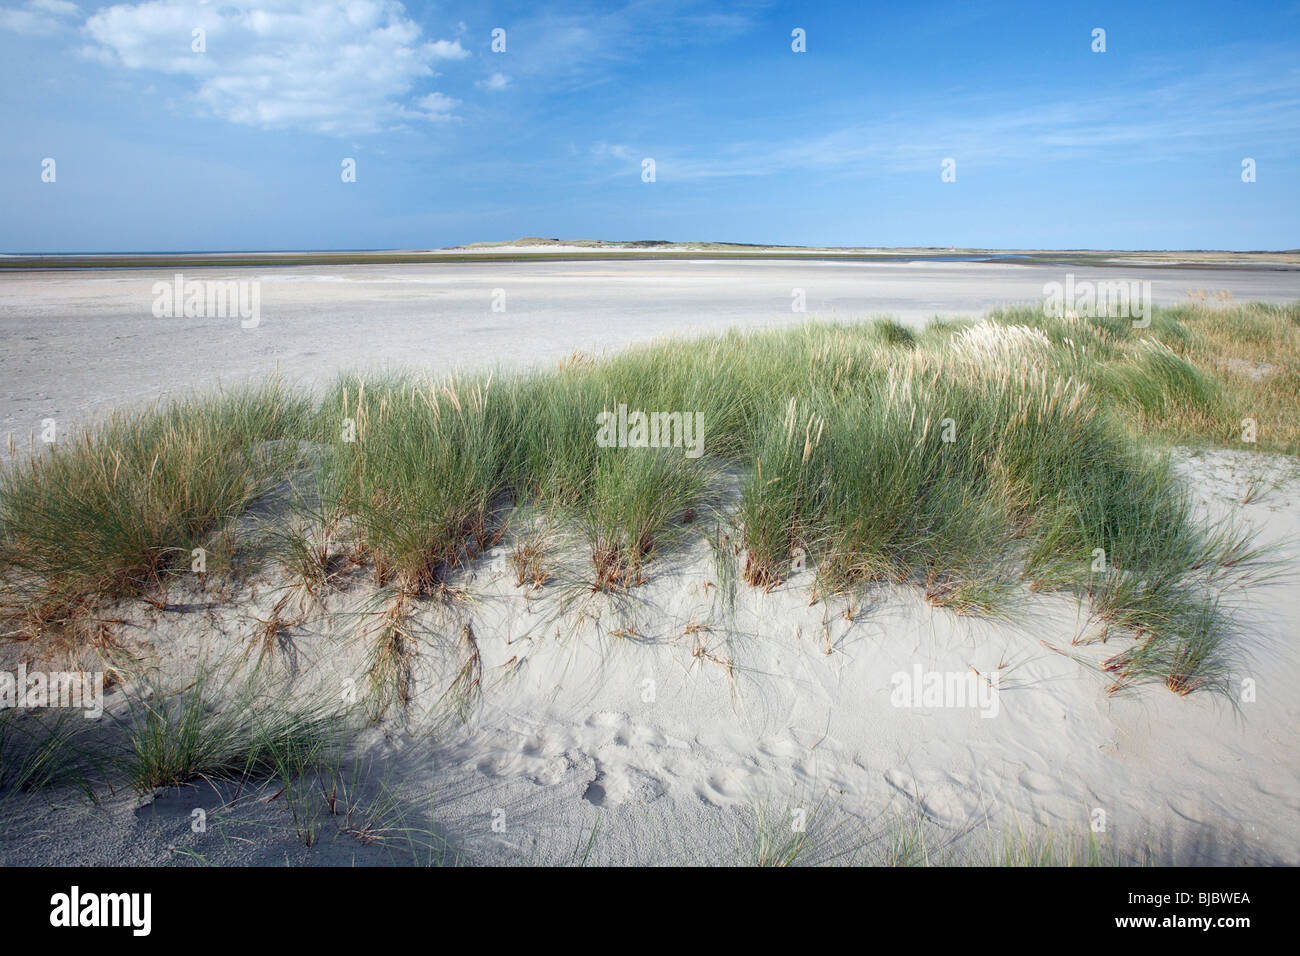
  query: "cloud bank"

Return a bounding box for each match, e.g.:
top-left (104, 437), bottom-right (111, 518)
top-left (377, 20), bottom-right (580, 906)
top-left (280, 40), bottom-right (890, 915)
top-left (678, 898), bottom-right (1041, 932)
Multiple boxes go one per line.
top-left (82, 0), bottom-right (468, 134)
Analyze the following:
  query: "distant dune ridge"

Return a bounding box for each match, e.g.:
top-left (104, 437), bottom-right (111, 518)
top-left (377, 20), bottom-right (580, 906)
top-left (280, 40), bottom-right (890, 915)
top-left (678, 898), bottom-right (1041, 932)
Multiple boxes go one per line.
top-left (4, 240), bottom-right (1298, 269)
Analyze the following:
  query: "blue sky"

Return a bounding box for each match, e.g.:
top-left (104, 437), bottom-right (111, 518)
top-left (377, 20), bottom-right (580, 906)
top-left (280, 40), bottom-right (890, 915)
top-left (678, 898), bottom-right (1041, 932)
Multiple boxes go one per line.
top-left (2, 0), bottom-right (1298, 252)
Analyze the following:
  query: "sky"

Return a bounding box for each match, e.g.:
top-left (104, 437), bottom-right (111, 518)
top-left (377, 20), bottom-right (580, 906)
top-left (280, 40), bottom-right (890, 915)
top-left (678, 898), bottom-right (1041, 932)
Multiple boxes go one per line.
top-left (1, 0), bottom-right (1298, 252)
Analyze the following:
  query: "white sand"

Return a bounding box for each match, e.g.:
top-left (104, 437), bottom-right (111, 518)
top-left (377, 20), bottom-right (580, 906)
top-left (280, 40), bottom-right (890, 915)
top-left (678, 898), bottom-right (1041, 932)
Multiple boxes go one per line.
top-left (2, 447), bottom-right (1296, 866)
top-left (2, 259), bottom-right (1299, 456)
top-left (1, 261), bottom-right (1297, 864)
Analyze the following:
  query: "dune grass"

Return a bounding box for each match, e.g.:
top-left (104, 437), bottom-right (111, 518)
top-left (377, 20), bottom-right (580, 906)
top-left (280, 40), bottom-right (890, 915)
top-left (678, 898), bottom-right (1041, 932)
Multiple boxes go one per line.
top-left (1, 300), bottom-right (1295, 697)
top-left (0, 708), bottom-right (98, 801)
top-left (985, 300), bottom-right (1300, 451)
top-left (117, 670), bottom-right (345, 793)
top-left (871, 810), bottom-right (1153, 867)
top-left (315, 375), bottom-right (509, 595)
top-left (0, 383), bottom-right (310, 638)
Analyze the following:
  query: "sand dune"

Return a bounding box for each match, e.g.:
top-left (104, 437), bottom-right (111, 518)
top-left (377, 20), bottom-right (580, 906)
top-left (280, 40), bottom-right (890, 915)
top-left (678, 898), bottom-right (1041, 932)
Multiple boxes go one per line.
top-left (1, 446), bottom-right (1296, 865)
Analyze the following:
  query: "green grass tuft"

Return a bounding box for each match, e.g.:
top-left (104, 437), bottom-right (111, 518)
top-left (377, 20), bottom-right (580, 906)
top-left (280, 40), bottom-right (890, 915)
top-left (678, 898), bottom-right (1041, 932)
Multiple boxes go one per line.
top-left (3, 301), bottom-right (1296, 697)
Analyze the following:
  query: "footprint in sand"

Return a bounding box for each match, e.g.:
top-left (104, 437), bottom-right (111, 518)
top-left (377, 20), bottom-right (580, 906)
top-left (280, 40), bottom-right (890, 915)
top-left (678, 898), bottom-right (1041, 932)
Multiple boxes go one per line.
top-left (585, 711), bottom-right (629, 729)
top-left (757, 737), bottom-right (805, 761)
top-left (475, 755), bottom-right (517, 778)
top-left (884, 768), bottom-right (979, 829)
top-left (526, 754), bottom-right (574, 787)
top-left (696, 768), bottom-right (755, 807)
top-left (583, 766), bottom-right (666, 807)
top-left (1018, 769), bottom-right (1057, 795)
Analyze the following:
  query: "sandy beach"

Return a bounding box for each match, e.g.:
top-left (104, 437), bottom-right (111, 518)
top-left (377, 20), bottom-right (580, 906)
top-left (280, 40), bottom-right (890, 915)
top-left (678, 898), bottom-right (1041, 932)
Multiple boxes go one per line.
top-left (1, 257), bottom-right (1298, 867)
top-left (2, 257), bottom-right (1298, 449)
top-left (2, 443), bottom-right (1297, 866)
top-left (9, 0), bottom-right (1300, 934)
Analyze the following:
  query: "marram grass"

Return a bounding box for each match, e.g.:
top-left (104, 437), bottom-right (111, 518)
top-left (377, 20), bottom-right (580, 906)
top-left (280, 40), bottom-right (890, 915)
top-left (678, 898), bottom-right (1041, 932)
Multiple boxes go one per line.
top-left (2, 300), bottom-right (1296, 697)
top-left (0, 384), bottom-right (310, 635)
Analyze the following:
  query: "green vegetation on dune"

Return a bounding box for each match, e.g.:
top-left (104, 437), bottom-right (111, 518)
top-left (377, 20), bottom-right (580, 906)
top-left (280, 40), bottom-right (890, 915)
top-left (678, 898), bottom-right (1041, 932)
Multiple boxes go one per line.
top-left (0, 385), bottom-right (309, 636)
top-left (2, 301), bottom-right (1297, 697)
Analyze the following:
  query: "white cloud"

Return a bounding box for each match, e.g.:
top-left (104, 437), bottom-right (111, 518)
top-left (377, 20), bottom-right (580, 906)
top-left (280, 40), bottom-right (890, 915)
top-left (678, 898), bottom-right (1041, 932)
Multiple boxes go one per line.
top-left (0, 0), bottom-right (79, 35)
top-left (427, 38), bottom-right (469, 60)
top-left (497, 4), bottom-right (756, 89)
top-left (477, 72), bottom-right (510, 91)
top-left (83, 0), bottom-right (470, 134)
top-left (414, 91), bottom-right (459, 121)
top-left (591, 142), bottom-right (635, 162)
top-left (589, 58), bottom-right (1300, 183)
